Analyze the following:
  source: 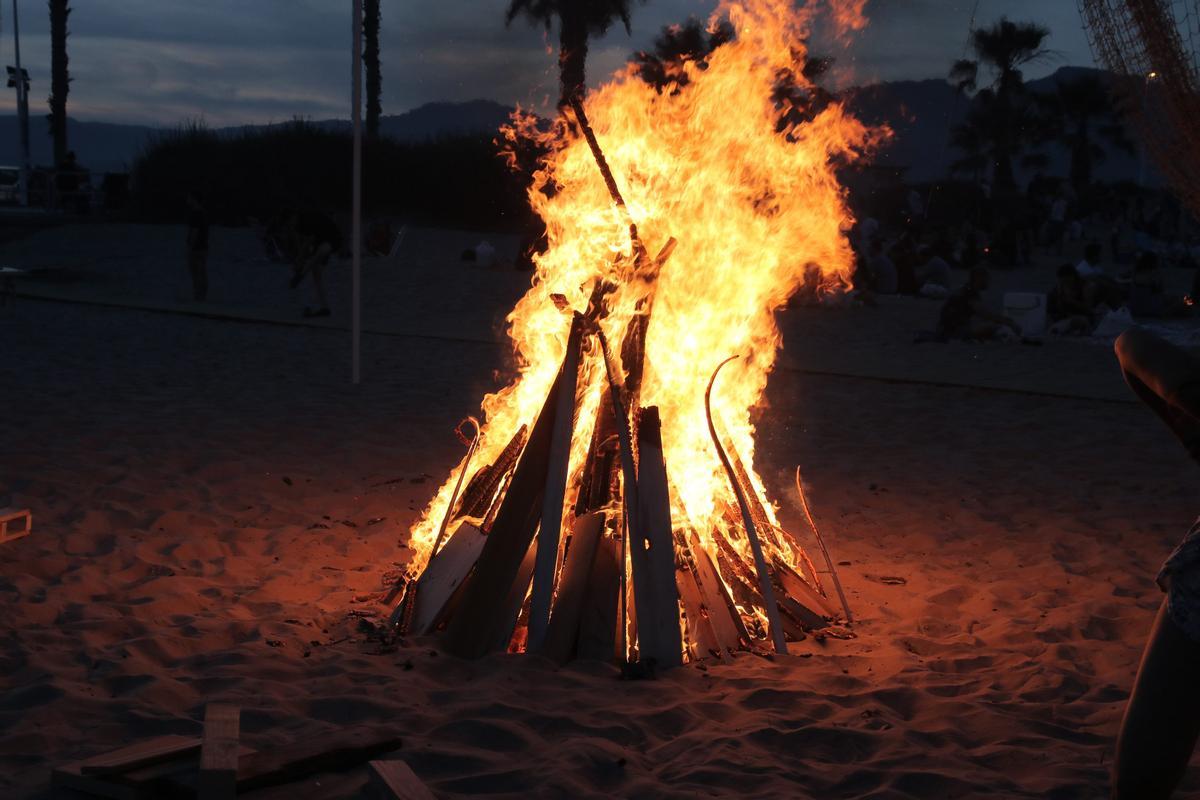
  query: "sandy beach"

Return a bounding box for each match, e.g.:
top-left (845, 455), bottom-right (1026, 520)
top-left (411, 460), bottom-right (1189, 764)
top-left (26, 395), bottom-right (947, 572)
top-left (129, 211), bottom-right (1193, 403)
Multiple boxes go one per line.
top-left (2, 223), bottom-right (1199, 798)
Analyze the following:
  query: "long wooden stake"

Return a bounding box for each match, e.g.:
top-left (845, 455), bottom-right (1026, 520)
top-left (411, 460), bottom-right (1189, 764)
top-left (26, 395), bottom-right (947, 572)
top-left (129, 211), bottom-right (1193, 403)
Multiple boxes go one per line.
top-left (795, 466), bottom-right (853, 623)
top-left (527, 315), bottom-right (584, 651)
top-left (705, 356), bottom-right (788, 655)
top-left (431, 417), bottom-right (480, 558)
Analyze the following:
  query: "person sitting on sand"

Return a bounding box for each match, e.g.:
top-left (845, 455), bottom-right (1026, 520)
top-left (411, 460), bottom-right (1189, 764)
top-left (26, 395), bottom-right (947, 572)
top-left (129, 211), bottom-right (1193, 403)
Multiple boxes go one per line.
top-left (1076, 240), bottom-right (1127, 311)
top-left (1129, 251), bottom-right (1168, 318)
top-left (1112, 328), bottom-right (1200, 799)
top-left (1047, 263), bottom-right (1095, 335)
top-left (868, 237), bottom-right (898, 295)
top-left (936, 267), bottom-right (1020, 341)
top-left (1076, 241), bottom-right (1105, 279)
top-left (185, 192), bottom-right (209, 302)
top-left (264, 208), bottom-right (343, 318)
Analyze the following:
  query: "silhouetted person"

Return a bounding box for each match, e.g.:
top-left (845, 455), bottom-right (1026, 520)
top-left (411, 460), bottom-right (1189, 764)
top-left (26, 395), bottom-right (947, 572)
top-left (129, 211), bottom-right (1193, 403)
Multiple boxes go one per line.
top-left (264, 208), bottom-right (342, 317)
top-left (185, 192), bottom-right (209, 302)
top-left (1112, 329), bottom-right (1200, 799)
top-left (937, 267), bottom-right (1019, 340)
top-left (1047, 263), bottom-right (1094, 335)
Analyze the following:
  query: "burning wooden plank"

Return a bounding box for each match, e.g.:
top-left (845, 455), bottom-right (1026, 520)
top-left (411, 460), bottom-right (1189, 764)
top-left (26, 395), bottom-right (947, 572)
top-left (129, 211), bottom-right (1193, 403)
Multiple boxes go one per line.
top-left (527, 314), bottom-right (585, 651)
top-left (408, 522), bottom-right (487, 635)
top-left (706, 356), bottom-right (788, 654)
top-left (540, 511), bottom-right (606, 663)
top-left (629, 407), bottom-right (682, 669)
top-left (441, 315), bottom-right (584, 659)
top-left (576, 530), bottom-right (621, 662)
top-left (686, 529), bottom-right (751, 652)
top-left (455, 424), bottom-right (527, 523)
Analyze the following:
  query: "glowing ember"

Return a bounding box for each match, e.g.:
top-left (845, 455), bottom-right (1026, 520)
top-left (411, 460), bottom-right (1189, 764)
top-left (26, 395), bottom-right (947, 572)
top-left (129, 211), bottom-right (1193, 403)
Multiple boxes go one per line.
top-left (403, 0), bottom-right (877, 655)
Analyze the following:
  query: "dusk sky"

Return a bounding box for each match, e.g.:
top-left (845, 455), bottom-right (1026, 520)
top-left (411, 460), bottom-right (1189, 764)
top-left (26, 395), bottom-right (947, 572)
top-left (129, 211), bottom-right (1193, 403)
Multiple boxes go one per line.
top-left (1, 0), bottom-right (1095, 127)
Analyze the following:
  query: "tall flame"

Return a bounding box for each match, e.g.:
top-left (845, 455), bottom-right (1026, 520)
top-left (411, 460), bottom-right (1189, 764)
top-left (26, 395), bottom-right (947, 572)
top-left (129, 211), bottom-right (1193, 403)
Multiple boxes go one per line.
top-left (407, 0), bottom-right (876, 612)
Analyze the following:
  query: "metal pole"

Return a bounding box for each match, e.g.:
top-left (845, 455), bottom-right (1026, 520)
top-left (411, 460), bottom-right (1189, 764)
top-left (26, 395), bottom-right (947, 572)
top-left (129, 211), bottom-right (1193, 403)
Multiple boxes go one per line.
top-left (12, 0), bottom-right (29, 206)
top-left (351, 0), bottom-right (363, 384)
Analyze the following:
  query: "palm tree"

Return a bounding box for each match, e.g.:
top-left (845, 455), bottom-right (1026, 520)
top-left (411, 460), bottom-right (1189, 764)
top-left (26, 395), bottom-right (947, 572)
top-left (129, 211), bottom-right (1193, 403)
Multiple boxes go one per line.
top-left (632, 17), bottom-right (734, 90)
top-left (363, 0), bottom-right (382, 140)
top-left (48, 0), bottom-right (71, 167)
top-left (1040, 74), bottom-right (1132, 192)
top-left (633, 18), bottom-right (832, 128)
top-left (948, 17), bottom-right (1052, 194)
top-left (506, 0), bottom-right (645, 109)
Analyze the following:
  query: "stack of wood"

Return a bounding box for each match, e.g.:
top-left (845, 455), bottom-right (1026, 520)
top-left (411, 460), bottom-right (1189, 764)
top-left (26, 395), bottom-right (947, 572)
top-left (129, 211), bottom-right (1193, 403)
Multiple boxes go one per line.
top-left (389, 100), bottom-right (845, 668)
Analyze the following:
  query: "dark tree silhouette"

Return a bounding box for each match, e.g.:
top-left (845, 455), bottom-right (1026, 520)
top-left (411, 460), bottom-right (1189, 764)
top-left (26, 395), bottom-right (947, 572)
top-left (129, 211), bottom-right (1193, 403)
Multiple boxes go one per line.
top-left (1039, 74), bottom-right (1132, 192)
top-left (48, 0), bottom-right (71, 167)
top-left (948, 17), bottom-right (1052, 193)
top-left (506, 0), bottom-right (645, 109)
top-left (632, 17), bottom-right (733, 90)
top-left (632, 17), bottom-right (834, 130)
top-left (363, 0), bottom-right (382, 140)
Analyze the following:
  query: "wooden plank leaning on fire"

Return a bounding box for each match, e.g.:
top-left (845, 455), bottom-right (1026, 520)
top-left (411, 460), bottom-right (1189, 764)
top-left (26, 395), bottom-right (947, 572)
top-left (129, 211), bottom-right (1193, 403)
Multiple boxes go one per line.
top-left (706, 356), bottom-right (789, 654)
top-left (540, 511), bottom-right (607, 663)
top-left (629, 407), bottom-right (684, 668)
top-left (527, 315), bottom-right (585, 651)
top-left (792, 465), bottom-right (853, 623)
top-left (712, 412), bottom-right (825, 598)
top-left (441, 313), bottom-right (586, 659)
top-left (387, 424), bottom-right (527, 630)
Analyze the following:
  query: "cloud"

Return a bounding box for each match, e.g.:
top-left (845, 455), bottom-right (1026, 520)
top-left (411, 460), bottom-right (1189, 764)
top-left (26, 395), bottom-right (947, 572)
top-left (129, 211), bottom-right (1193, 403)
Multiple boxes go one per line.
top-left (1, 0), bottom-right (1095, 126)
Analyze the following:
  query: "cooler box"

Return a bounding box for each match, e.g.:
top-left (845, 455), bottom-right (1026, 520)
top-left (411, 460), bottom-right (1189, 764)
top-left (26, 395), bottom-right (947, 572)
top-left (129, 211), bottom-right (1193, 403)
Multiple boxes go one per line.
top-left (1002, 292), bottom-right (1047, 337)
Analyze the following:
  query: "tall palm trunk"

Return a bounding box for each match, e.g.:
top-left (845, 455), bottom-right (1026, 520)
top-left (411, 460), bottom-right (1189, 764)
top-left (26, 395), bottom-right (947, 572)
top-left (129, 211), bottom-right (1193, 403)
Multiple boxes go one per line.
top-left (48, 0), bottom-right (71, 167)
top-left (363, 0), bottom-right (382, 140)
top-left (558, 7), bottom-right (588, 108)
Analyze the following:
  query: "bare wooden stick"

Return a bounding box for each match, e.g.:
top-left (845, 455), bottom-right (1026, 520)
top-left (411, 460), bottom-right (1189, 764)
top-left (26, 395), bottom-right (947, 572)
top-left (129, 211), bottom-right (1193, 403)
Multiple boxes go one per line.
top-left (431, 417), bottom-right (480, 558)
top-left (567, 97), bottom-right (643, 257)
top-left (794, 466), bottom-right (853, 623)
top-left (705, 356), bottom-right (788, 655)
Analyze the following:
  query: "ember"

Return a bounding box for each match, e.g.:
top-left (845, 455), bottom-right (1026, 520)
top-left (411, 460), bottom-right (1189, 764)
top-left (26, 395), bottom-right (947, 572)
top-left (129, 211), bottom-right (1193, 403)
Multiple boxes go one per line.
top-left (393, 0), bottom-right (876, 665)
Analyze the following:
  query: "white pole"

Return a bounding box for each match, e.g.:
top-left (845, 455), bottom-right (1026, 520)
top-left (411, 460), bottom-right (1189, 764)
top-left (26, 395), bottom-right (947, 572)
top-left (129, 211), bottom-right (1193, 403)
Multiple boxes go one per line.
top-left (12, 0), bottom-right (29, 206)
top-left (351, 0), bottom-right (363, 384)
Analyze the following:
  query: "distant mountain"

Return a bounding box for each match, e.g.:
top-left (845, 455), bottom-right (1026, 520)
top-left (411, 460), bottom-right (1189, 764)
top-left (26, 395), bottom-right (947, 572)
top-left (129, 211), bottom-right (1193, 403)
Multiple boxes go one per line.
top-left (0, 72), bottom-right (1154, 186)
top-left (0, 99), bottom-right (517, 174)
top-left (845, 65), bottom-right (1150, 184)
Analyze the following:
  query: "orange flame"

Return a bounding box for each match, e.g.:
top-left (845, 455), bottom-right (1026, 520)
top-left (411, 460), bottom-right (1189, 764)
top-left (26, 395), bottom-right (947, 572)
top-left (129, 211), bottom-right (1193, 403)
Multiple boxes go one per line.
top-left (408, 0), bottom-right (877, 633)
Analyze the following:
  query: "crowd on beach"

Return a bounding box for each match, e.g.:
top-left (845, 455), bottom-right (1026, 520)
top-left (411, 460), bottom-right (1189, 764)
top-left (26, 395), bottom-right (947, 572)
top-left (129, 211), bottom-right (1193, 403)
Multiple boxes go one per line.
top-left (834, 177), bottom-right (1200, 343)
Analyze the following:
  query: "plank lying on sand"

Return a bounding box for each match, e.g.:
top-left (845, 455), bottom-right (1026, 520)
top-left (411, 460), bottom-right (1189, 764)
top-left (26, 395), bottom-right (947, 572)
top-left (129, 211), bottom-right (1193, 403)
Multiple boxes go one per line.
top-left (199, 703), bottom-right (240, 800)
top-left (78, 735), bottom-right (201, 776)
top-left (54, 737), bottom-right (256, 800)
top-left (0, 506), bottom-right (32, 544)
top-left (368, 760), bottom-right (436, 800)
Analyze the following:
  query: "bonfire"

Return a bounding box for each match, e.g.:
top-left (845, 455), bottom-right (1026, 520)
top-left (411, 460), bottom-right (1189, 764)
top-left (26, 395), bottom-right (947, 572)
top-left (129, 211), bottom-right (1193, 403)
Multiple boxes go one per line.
top-left (391, 0), bottom-right (876, 667)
